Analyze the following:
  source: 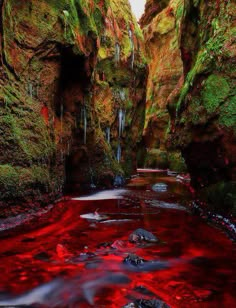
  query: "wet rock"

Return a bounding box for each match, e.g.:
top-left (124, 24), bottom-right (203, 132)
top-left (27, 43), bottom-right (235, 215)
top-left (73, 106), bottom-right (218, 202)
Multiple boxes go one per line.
top-left (123, 298), bottom-right (170, 308)
top-left (33, 252), bottom-right (51, 261)
top-left (134, 285), bottom-right (156, 296)
top-left (152, 183), bottom-right (168, 193)
top-left (97, 242), bottom-right (113, 249)
top-left (129, 228), bottom-right (158, 243)
top-left (71, 252), bottom-right (97, 262)
top-left (111, 240), bottom-right (128, 251)
top-left (123, 253), bottom-right (146, 267)
top-left (123, 253), bottom-right (169, 272)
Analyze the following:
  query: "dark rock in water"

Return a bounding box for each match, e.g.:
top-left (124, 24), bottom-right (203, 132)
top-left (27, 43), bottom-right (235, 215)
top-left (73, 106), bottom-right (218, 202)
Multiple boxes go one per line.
top-left (123, 298), bottom-right (170, 308)
top-left (123, 254), bottom-right (169, 272)
top-left (129, 228), bottom-right (158, 243)
top-left (123, 253), bottom-right (146, 267)
top-left (97, 242), bottom-right (113, 248)
top-left (152, 183), bottom-right (168, 192)
top-left (34, 252), bottom-right (51, 261)
top-left (134, 285), bottom-right (156, 296)
top-left (114, 175), bottom-right (125, 187)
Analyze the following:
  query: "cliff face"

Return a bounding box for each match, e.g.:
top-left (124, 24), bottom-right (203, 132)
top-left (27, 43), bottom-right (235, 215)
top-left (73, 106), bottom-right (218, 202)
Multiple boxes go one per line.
top-left (141, 0), bottom-right (236, 212)
top-left (170, 0), bottom-right (236, 187)
top-left (141, 0), bottom-right (187, 172)
top-left (0, 0), bottom-right (147, 212)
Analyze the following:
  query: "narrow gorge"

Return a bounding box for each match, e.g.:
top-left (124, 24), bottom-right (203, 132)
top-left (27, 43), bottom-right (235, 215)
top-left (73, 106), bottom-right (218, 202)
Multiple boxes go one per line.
top-left (0, 0), bottom-right (235, 307)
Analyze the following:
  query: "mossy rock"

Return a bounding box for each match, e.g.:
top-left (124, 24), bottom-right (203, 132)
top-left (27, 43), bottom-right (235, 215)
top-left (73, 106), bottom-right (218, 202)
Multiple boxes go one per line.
top-left (168, 152), bottom-right (187, 173)
top-left (202, 74), bottom-right (230, 113)
top-left (219, 95), bottom-right (236, 130)
top-left (0, 164), bottom-right (52, 199)
top-left (145, 149), bottom-right (168, 169)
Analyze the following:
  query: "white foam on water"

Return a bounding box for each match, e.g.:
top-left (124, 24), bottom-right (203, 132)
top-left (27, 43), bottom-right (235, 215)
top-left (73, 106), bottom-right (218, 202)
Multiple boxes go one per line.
top-left (80, 213), bottom-right (109, 221)
top-left (148, 200), bottom-right (187, 211)
top-left (100, 219), bottom-right (133, 224)
top-left (72, 189), bottom-right (127, 201)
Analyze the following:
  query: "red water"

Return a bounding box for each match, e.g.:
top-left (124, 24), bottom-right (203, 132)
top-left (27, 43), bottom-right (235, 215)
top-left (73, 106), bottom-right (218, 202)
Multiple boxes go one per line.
top-left (0, 172), bottom-right (235, 307)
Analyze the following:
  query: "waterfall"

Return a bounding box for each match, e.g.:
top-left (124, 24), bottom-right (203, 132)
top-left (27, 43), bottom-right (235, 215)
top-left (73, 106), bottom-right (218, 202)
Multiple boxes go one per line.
top-left (118, 109), bottom-right (122, 137)
top-left (28, 83), bottom-right (33, 98)
top-left (118, 109), bottom-right (125, 137)
top-left (114, 42), bottom-right (120, 65)
top-left (128, 29), bottom-right (134, 69)
top-left (119, 88), bottom-right (126, 101)
top-left (105, 127), bottom-right (111, 144)
top-left (117, 142), bottom-right (121, 163)
top-left (81, 107), bottom-right (87, 145)
top-left (121, 111), bottom-right (126, 134)
top-left (89, 167), bottom-right (96, 189)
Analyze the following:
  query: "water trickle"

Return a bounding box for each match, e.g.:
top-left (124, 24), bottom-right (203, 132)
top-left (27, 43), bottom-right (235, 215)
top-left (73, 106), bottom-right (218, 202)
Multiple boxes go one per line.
top-left (89, 168), bottom-right (96, 189)
top-left (122, 111), bottom-right (126, 134)
top-left (81, 107), bottom-right (87, 145)
top-left (28, 83), bottom-right (33, 98)
top-left (105, 127), bottom-right (111, 144)
top-left (118, 109), bottom-right (125, 137)
top-left (114, 42), bottom-right (120, 65)
top-left (128, 29), bottom-right (134, 69)
top-left (117, 142), bottom-right (121, 163)
top-left (119, 88), bottom-right (126, 101)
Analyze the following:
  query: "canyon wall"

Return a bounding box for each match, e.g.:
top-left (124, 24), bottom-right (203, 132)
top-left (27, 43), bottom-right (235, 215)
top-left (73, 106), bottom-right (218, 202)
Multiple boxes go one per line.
top-left (141, 0), bottom-right (187, 172)
top-left (0, 0), bottom-right (147, 213)
top-left (141, 0), bottom-right (236, 212)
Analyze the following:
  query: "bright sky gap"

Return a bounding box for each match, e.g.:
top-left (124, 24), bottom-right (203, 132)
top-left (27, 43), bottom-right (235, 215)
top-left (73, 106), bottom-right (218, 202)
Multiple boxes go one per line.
top-left (129, 0), bottom-right (146, 20)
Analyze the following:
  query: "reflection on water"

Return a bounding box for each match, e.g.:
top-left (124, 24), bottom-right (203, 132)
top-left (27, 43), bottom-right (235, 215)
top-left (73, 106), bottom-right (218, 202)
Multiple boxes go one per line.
top-left (0, 170), bottom-right (235, 307)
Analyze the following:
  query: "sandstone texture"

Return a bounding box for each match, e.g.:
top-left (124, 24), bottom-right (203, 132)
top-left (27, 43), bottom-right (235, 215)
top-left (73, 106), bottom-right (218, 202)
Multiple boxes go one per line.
top-left (0, 0), bottom-right (147, 212)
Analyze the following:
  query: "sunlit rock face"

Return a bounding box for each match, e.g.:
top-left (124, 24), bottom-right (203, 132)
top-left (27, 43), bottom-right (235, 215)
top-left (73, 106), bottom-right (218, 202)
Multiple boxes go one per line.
top-left (140, 0), bottom-right (187, 172)
top-left (0, 0), bottom-right (147, 210)
top-left (142, 0), bottom-right (236, 203)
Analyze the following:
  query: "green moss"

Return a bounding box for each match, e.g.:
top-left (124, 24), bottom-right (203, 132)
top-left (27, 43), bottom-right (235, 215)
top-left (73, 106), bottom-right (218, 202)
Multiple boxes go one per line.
top-left (0, 165), bottom-right (19, 198)
top-left (175, 1), bottom-right (233, 118)
top-left (219, 95), bottom-right (236, 128)
top-left (145, 149), bottom-right (168, 169)
top-left (0, 86), bottom-right (55, 166)
top-left (97, 59), bottom-right (132, 86)
top-left (202, 74), bottom-right (230, 113)
top-left (0, 164), bottom-right (51, 199)
top-left (168, 152), bottom-right (187, 173)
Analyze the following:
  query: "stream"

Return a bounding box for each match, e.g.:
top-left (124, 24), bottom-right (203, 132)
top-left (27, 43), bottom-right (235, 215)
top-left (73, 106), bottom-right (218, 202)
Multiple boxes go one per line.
top-left (0, 170), bottom-right (235, 307)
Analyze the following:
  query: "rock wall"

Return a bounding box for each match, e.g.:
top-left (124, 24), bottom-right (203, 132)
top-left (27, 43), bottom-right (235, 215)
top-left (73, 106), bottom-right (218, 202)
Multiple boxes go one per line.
top-left (0, 0), bottom-right (147, 213)
top-left (169, 0), bottom-right (236, 188)
top-left (140, 0), bottom-right (187, 172)
top-left (141, 0), bottom-right (236, 212)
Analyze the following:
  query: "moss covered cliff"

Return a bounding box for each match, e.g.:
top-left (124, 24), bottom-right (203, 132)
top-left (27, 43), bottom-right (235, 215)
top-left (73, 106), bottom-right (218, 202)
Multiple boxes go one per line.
top-left (140, 0), bottom-right (187, 171)
top-left (1, 0), bottom-right (235, 215)
top-left (0, 0), bottom-right (147, 213)
top-left (141, 0), bottom-right (236, 213)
